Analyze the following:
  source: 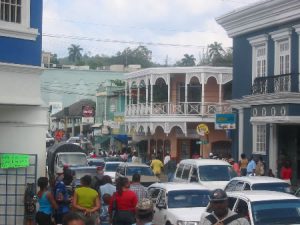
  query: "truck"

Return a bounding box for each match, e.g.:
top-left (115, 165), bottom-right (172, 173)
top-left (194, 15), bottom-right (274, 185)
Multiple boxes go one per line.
top-left (46, 143), bottom-right (88, 180)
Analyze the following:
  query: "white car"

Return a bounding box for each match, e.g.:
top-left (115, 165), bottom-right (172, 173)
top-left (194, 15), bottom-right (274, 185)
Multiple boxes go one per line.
top-left (207, 191), bottom-right (300, 225)
top-left (173, 159), bottom-right (237, 190)
top-left (103, 161), bottom-right (121, 183)
top-left (224, 176), bottom-right (291, 193)
top-left (147, 182), bottom-right (210, 225)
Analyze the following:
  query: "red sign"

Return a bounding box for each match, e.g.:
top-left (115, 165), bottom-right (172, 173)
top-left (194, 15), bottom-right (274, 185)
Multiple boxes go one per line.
top-left (82, 105), bottom-right (94, 117)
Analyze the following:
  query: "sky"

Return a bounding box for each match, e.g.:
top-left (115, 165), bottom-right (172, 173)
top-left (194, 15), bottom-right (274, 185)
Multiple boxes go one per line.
top-left (42, 0), bottom-right (263, 65)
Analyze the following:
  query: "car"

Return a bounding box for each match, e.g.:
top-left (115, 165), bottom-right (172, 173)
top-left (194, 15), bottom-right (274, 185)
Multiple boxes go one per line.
top-left (69, 166), bottom-right (98, 187)
top-left (294, 187), bottom-right (300, 198)
top-left (66, 136), bottom-right (81, 145)
top-left (104, 156), bottom-right (123, 162)
top-left (46, 132), bottom-right (55, 147)
top-left (103, 161), bottom-right (121, 183)
top-left (87, 158), bottom-right (105, 167)
top-left (211, 191), bottom-right (300, 225)
top-left (115, 162), bottom-right (159, 186)
top-left (173, 159), bottom-right (237, 190)
top-left (224, 176), bottom-right (292, 193)
top-left (147, 182), bottom-right (210, 225)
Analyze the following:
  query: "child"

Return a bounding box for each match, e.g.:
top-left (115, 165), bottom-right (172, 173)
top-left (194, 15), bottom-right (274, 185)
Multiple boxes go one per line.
top-left (36, 177), bottom-right (58, 225)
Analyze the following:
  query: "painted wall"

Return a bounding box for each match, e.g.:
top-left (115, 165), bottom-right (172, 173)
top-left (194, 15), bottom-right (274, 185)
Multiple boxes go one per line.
top-left (0, 0), bottom-right (43, 66)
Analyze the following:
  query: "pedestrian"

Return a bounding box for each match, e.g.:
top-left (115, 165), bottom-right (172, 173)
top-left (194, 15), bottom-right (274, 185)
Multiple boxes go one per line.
top-left (91, 166), bottom-right (104, 191)
top-left (99, 175), bottom-right (116, 224)
top-left (165, 156), bottom-right (177, 182)
top-left (280, 160), bottom-right (292, 185)
top-left (150, 156), bottom-right (163, 178)
top-left (239, 153), bottom-right (248, 176)
top-left (199, 189), bottom-right (250, 225)
top-left (130, 174), bottom-right (147, 201)
top-left (36, 177), bottom-right (58, 225)
top-left (109, 177), bottom-right (138, 225)
top-left (72, 175), bottom-right (100, 225)
top-left (255, 156), bottom-right (265, 176)
top-left (246, 155), bottom-right (256, 176)
top-left (132, 151), bottom-right (141, 163)
top-left (229, 158), bottom-right (240, 176)
top-left (62, 212), bottom-right (85, 225)
top-left (163, 152), bottom-right (171, 165)
top-left (133, 198), bottom-right (154, 225)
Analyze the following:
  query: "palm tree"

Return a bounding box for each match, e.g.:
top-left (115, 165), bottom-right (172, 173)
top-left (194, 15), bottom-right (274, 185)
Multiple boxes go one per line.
top-left (176, 54), bottom-right (196, 67)
top-left (208, 42), bottom-right (224, 60)
top-left (68, 44), bottom-right (83, 63)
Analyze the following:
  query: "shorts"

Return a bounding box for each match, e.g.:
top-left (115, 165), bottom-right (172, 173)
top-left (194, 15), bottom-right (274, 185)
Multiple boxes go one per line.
top-left (35, 211), bottom-right (53, 225)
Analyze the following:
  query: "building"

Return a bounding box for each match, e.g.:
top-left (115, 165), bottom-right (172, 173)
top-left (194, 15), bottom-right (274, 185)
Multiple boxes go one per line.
top-left (0, 0), bottom-right (45, 224)
top-left (124, 67), bottom-right (232, 162)
top-left (94, 84), bottom-right (127, 152)
top-left (217, 0), bottom-right (300, 182)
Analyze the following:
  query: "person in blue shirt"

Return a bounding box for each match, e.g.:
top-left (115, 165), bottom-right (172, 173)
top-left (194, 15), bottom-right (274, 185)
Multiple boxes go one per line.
top-left (246, 155), bottom-right (256, 176)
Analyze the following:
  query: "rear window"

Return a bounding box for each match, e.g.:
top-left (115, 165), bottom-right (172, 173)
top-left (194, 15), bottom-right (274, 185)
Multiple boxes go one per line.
top-left (126, 166), bottom-right (154, 176)
top-left (252, 182), bottom-right (291, 193)
top-left (105, 163), bottom-right (121, 172)
top-left (198, 165), bottom-right (237, 181)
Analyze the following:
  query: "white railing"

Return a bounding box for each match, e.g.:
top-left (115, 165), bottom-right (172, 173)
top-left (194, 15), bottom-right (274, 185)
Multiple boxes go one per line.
top-left (126, 102), bottom-right (231, 116)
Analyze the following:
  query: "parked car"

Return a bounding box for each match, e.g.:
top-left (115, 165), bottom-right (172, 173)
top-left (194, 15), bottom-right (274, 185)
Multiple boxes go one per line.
top-left (66, 137), bottom-right (94, 153)
top-left (173, 159), bottom-right (237, 189)
top-left (224, 176), bottom-right (292, 193)
top-left (148, 182), bottom-right (210, 225)
top-left (104, 156), bottom-right (122, 162)
top-left (115, 162), bottom-right (159, 186)
top-left (209, 191), bottom-right (300, 225)
top-left (104, 161), bottom-right (121, 183)
top-left (69, 166), bottom-right (98, 187)
top-left (87, 158), bottom-right (105, 167)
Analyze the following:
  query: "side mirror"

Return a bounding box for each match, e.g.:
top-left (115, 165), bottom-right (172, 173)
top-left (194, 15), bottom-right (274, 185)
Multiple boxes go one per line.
top-left (156, 201), bottom-right (166, 209)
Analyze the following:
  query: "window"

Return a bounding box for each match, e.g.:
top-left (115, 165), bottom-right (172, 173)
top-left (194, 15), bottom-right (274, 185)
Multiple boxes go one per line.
top-left (253, 124), bottom-right (266, 154)
top-left (235, 199), bottom-right (249, 219)
top-left (182, 165), bottom-right (191, 180)
top-left (175, 164), bottom-right (184, 178)
top-left (228, 197), bottom-right (237, 210)
top-left (278, 40), bottom-right (290, 74)
top-left (148, 188), bottom-right (161, 203)
top-left (255, 45), bottom-right (267, 77)
top-left (0, 0), bottom-right (21, 23)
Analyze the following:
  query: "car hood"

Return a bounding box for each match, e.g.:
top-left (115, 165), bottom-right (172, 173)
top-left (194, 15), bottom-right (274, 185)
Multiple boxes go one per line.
top-left (200, 181), bottom-right (229, 190)
top-left (168, 207), bottom-right (206, 221)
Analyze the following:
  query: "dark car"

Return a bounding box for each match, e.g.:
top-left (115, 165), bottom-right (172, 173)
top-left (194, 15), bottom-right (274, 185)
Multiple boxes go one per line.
top-left (87, 158), bottom-right (105, 167)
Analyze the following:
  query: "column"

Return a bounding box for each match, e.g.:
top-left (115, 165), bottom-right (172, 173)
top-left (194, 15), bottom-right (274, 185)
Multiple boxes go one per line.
top-left (238, 108), bottom-right (244, 160)
top-left (150, 75), bottom-right (153, 114)
top-left (137, 85), bottom-right (140, 104)
top-left (201, 73), bottom-right (205, 115)
top-left (269, 124), bottom-right (278, 175)
top-left (167, 75), bottom-right (170, 114)
top-left (185, 75), bottom-right (188, 114)
top-left (146, 82), bottom-right (149, 114)
top-left (71, 118), bottom-right (75, 137)
top-left (219, 74), bottom-right (223, 105)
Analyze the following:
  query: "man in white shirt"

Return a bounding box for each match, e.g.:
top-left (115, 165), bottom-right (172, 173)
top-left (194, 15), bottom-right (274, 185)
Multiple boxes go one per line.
top-left (163, 152), bottom-right (170, 165)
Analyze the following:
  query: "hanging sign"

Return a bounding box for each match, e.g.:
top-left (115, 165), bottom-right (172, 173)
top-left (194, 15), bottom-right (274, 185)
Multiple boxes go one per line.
top-left (196, 124), bottom-right (209, 136)
top-left (215, 114), bottom-right (236, 130)
top-left (0, 154), bottom-right (30, 169)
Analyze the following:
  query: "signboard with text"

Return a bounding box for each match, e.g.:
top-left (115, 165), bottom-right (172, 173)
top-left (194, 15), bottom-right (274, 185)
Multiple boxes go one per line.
top-left (215, 114), bottom-right (236, 130)
top-left (82, 105), bottom-right (95, 124)
top-left (0, 154), bottom-right (30, 169)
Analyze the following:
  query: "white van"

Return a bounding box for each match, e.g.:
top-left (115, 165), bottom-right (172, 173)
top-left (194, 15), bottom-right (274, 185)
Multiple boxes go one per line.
top-left (173, 159), bottom-right (237, 190)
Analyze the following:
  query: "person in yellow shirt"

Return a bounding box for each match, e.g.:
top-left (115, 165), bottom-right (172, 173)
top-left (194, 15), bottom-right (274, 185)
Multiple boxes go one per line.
top-left (150, 156), bottom-right (163, 178)
top-left (73, 175), bottom-right (100, 225)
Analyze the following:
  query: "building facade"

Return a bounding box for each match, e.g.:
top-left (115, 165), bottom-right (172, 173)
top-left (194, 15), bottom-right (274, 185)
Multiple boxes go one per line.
top-left (0, 0), bottom-right (46, 224)
top-left (217, 0), bottom-right (300, 183)
top-left (125, 67), bottom-right (233, 162)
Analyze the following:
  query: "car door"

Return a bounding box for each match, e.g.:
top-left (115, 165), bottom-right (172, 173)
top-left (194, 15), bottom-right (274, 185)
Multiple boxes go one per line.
top-left (233, 198), bottom-right (250, 222)
top-left (153, 190), bottom-right (168, 225)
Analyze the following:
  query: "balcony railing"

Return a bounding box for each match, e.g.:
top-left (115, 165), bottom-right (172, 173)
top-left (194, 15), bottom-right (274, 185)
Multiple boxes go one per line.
top-left (126, 102), bottom-right (231, 116)
top-left (252, 73), bottom-right (294, 95)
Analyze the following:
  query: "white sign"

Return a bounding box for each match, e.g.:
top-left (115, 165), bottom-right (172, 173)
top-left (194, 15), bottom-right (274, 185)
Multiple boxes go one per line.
top-left (82, 117), bottom-right (94, 124)
top-left (103, 120), bottom-right (120, 129)
top-left (49, 102), bottom-right (63, 115)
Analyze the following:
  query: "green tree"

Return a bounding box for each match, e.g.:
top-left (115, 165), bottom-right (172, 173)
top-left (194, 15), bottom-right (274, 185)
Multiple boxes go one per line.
top-left (211, 47), bottom-right (232, 67)
top-left (208, 42), bottom-right (224, 60)
top-left (175, 54), bottom-right (196, 67)
top-left (110, 79), bottom-right (125, 86)
top-left (68, 44), bottom-right (83, 63)
top-left (50, 53), bottom-right (59, 65)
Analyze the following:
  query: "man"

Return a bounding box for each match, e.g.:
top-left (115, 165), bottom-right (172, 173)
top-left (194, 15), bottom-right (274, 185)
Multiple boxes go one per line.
top-left (91, 166), bottom-right (104, 191)
top-left (246, 155), bottom-right (256, 176)
top-left (165, 157), bottom-right (177, 182)
top-left (62, 212), bottom-right (85, 225)
top-left (200, 189), bottom-right (250, 225)
top-left (163, 152), bottom-right (171, 165)
top-left (133, 198), bottom-right (154, 225)
top-left (150, 156), bottom-right (163, 178)
top-left (130, 174), bottom-right (147, 201)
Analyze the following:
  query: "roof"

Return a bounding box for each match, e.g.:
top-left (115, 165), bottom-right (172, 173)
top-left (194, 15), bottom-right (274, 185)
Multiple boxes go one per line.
top-left (119, 162), bottom-right (150, 167)
top-left (230, 176), bottom-right (288, 184)
top-left (227, 190), bottom-right (298, 202)
top-left (52, 99), bottom-right (96, 119)
top-left (179, 159), bottom-right (231, 166)
top-left (148, 182), bottom-right (209, 192)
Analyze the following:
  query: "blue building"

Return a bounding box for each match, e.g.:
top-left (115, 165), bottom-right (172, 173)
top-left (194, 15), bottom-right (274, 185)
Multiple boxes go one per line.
top-left (217, 0), bottom-right (300, 183)
top-left (0, 1), bottom-right (46, 224)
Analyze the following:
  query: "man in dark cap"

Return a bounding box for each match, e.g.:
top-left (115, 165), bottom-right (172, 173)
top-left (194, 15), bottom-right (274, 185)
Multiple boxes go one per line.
top-left (200, 189), bottom-right (250, 225)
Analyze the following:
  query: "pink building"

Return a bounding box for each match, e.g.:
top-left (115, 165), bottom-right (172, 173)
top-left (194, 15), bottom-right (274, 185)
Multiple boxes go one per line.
top-left (125, 67), bottom-right (233, 161)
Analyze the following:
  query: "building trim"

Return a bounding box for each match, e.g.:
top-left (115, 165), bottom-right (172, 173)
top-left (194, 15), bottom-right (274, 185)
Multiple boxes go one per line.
top-left (247, 34), bottom-right (269, 46)
top-left (270, 28), bottom-right (292, 41)
top-left (0, 62), bottom-right (42, 74)
top-left (216, 0), bottom-right (300, 37)
top-left (250, 116), bottom-right (300, 124)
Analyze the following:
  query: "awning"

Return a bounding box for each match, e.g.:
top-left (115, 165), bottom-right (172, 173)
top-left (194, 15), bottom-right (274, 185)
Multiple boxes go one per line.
top-left (113, 134), bottom-right (130, 144)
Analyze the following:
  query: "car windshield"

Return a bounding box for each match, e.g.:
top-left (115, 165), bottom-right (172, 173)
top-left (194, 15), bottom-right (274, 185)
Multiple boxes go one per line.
top-left (73, 168), bottom-right (97, 179)
top-left (252, 200), bottom-right (300, 225)
top-left (59, 154), bottom-right (87, 166)
top-left (252, 183), bottom-right (291, 193)
top-left (168, 190), bottom-right (210, 208)
top-left (198, 165), bottom-right (237, 181)
top-left (126, 166), bottom-right (154, 176)
top-left (105, 163), bottom-right (121, 172)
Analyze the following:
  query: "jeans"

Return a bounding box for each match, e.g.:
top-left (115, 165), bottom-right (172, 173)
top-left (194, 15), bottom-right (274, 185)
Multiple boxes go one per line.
top-left (167, 172), bottom-right (174, 182)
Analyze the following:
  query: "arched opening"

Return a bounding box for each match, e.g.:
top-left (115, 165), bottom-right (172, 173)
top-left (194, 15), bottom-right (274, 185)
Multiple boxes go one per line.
top-left (130, 82), bottom-right (137, 104)
top-left (153, 78), bottom-right (167, 103)
top-left (205, 77), bottom-right (218, 102)
top-left (139, 80), bottom-right (146, 103)
top-left (188, 77), bottom-right (201, 102)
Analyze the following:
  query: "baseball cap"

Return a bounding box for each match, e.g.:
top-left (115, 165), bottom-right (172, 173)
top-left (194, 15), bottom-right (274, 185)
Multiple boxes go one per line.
top-left (209, 189), bottom-right (228, 202)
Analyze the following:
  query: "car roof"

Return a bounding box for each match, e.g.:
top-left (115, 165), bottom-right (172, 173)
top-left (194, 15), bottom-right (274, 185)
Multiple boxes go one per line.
top-left (105, 161), bottom-right (121, 164)
top-left (148, 182), bottom-right (210, 192)
top-left (69, 166), bottom-right (97, 170)
top-left (119, 162), bottom-right (150, 167)
top-left (230, 176), bottom-right (288, 184)
top-left (179, 159), bottom-right (231, 166)
top-left (227, 190), bottom-right (298, 202)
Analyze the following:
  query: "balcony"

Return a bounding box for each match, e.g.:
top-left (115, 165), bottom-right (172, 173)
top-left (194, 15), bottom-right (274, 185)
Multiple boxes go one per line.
top-left (252, 74), bottom-right (294, 95)
top-left (126, 102), bottom-right (231, 117)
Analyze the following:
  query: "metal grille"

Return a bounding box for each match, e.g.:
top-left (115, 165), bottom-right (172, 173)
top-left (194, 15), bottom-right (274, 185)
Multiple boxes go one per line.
top-left (0, 154), bottom-right (37, 225)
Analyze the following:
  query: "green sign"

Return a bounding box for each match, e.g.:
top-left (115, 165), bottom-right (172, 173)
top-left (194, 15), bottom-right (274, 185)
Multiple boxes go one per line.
top-left (196, 140), bottom-right (209, 145)
top-left (0, 154), bottom-right (30, 169)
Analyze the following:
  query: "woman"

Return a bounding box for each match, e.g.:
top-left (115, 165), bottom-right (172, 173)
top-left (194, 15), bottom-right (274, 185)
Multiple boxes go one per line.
top-left (239, 153), bottom-right (248, 176)
top-left (109, 177), bottom-right (138, 225)
top-left (280, 161), bottom-right (292, 185)
top-left (36, 177), bottom-right (58, 225)
top-left (72, 175), bottom-right (100, 225)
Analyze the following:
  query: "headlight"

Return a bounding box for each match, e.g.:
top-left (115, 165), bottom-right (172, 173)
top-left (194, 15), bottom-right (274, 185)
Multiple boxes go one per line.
top-left (177, 221), bottom-right (200, 225)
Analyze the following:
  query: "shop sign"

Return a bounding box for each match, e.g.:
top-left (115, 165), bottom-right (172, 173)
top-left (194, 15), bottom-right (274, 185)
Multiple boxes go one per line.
top-left (196, 124), bottom-right (209, 136)
top-left (82, 105), bottom-right (95, 124)
top-left (215, 114), bottom-right (236, 130)
top-left (0, 154), bottom-right (30, 169)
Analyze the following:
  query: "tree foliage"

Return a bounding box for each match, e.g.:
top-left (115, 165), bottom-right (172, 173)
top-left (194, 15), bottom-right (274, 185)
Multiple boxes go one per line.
top-left (175, 54), bottom-right (196, 67)
top-left (68, 44), bottom-right (83, 63)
